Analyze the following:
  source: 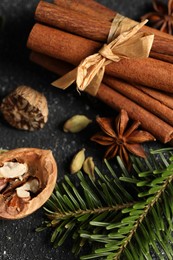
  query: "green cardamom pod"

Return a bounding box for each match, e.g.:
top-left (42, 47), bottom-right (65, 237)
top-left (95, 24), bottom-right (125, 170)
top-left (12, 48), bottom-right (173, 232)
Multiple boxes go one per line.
top-left (70, 148), bottom-right (85, 174)
top-left (83, 157), bottom-right (95, 181)
top-left (63, 115), bottom-right (92, 133)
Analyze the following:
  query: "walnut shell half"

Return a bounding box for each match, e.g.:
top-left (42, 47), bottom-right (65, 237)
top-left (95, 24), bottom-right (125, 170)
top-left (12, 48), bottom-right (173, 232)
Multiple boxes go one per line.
top-left (0, 148), bottom-right (57, 219)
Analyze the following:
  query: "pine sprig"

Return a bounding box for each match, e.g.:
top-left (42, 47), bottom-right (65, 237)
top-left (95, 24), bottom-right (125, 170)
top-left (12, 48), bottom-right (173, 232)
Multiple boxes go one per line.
top-left (38, 148), bottom-right (173, 259)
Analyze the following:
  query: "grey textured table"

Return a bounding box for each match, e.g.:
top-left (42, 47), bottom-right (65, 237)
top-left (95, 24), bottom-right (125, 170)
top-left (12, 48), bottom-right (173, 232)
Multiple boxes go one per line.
top-left (0, 1), bottom-right (162, 260)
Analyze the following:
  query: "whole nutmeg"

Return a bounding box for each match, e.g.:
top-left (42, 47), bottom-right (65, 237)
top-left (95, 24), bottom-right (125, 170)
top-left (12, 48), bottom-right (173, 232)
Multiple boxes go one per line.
top-left (0, 85), bottom-right (48, 131)
top-left (0, 148), bottom-right (57, 219)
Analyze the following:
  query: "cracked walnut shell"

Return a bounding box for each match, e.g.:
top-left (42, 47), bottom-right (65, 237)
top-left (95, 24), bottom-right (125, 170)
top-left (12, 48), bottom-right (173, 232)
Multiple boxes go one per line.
top-left (0, 148), bottom-right (57, 219)
top-left (0, 85), bottom-right (48, 131)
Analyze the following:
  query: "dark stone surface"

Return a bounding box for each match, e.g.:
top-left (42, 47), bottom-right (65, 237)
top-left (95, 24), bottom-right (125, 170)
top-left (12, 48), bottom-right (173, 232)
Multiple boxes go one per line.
top-left (0, 1), bottom-right (164, 259)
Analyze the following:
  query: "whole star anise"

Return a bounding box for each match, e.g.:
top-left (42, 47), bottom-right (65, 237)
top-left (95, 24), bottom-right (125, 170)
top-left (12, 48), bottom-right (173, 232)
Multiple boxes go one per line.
top-left (91, 110), bottom-right (155, 168)
top-left (141, 0), bottom-right (173, 34)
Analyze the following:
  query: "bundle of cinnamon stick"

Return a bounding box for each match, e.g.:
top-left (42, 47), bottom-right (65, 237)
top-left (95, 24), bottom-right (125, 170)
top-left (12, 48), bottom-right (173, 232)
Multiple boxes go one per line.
top-left (27, 0), bottom-right (173, 145)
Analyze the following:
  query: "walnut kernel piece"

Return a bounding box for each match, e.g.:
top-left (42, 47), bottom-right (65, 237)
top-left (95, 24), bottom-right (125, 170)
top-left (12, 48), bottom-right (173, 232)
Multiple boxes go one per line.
top-left (0, 148), bottom-right (57, 219)
top-left (16, 178), bottom-right (39, 198)
top-left (0, 162), bottom-right (28, 179)
top-left (0, 85), bottom-right (48, 131)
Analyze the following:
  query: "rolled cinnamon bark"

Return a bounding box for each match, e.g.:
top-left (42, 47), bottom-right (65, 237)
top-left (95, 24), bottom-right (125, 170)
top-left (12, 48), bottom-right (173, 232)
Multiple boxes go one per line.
top-left (35, 1), bottom-right (110, 42)
top-left (53, 0), bottom-right (173, 40)
top-left (135, 85), bottom-right (173, 110)
top-left (77, 0), bottom-right (114, 17)
top-left (36, 1), bottom-right (173, 58)
top-left (149, 51), bottom-right (173, 64)
top-left (54, 0), bottom-right (111, 20)
top-left (103, 75), bottom-right (173, 126)
top-left (106, 58), bottom-right (173, 93)
top-left (27, 23), bottom-right (173, 93)
top-left (30, 52), bottom-right (74, 75)
top-left (30, 51), bottom-right (173, 143)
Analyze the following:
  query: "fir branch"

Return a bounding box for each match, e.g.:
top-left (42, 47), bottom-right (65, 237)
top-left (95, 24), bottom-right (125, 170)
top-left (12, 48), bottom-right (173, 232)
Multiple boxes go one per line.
top-left (112, 174), bottom-right (173, 259)
top-left (45, 203), bottom-right (134, 220)
top-left (38, 148), bottom-right (173, 259)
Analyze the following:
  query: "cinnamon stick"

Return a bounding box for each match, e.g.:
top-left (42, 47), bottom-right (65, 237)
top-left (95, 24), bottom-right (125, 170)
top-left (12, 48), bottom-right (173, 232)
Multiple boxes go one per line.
top-left (54, 0), bottom-right (172, 41)
top-left (35, 1), bottom-right (110, 42)
top-left (149, 51), bottom-right (173, 64)
top-left (27, 23), bottom-right (173, 93)
top-left (36, 1), bottom-right (173, 59)
top-left (30, 51), bottom-right (173, 143)
top-left (27, 24), bottom-right (100, 65)
top-left (54, 0), bottom-right (111, 20)
top-left (106, 58), bottom-right (173, 93)
top-left (76, 0), bottom-right (114, 17)
top-left (30, 52), bottom-right (74, 75)
top-left (103, 75), bottom-right (173, 126)
top-left (134, 85), bottom-right (173, 110)
top-left (54, 0), bottom-right (173, 40)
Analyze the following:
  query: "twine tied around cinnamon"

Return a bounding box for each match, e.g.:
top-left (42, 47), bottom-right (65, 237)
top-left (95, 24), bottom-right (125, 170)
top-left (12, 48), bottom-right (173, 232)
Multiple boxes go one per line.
top-left (52, 13), bottom-right (154, 96)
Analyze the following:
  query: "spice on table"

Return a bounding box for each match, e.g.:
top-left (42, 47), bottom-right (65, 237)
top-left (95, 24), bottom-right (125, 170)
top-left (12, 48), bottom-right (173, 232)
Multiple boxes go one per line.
top-left (29, 52), bottom-right (173, 144)
top-left (0, 148), bottom-right (57, 219)
top-left (35, 0), bottom-right (173, 63)
top-left (141, 0), bottom-right (173, 34)
top-left (0, 85), bottom-right (48, 131)
top-left (63, 115), bottom-right (92, 133)
top-left (83, 157), bottom-right (95, 181)
top-left (70, 148), bottom-right (85, 174)
top-left (28, 0), bottom-right (173, 145)
top-left (91, 110), bottom-right (156, 168)
top-left (27, 23), bottom-right (173, 94)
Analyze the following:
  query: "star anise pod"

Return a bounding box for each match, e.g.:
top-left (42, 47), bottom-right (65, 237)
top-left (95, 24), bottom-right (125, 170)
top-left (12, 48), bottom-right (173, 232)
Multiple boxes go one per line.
top-left (141, 0), bottom-right (173, 34)
top-left (91, 109), bottom-right (155, 168)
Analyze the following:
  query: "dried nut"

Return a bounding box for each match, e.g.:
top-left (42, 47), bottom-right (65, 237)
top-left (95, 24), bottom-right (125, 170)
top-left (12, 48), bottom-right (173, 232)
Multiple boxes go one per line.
top-left (83, 157), bottom-right (95, 181)
top-left (0, 162), bottom-right (28, 179)
top-left (16, 178), bottom-right (39, 198)
top-left (63, 115), bottom-right (92, 133)
top-left (70, 148), bottom-right (85, 174)
top-left (0, 85), bottom-right (48, 131)
top-left (0, 148), bottom-right (57, 219)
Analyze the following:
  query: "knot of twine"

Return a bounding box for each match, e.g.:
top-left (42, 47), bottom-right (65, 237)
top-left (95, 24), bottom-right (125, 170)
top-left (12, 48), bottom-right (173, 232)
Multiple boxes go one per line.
top-left (52, 14), bottom-right (154, 96)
